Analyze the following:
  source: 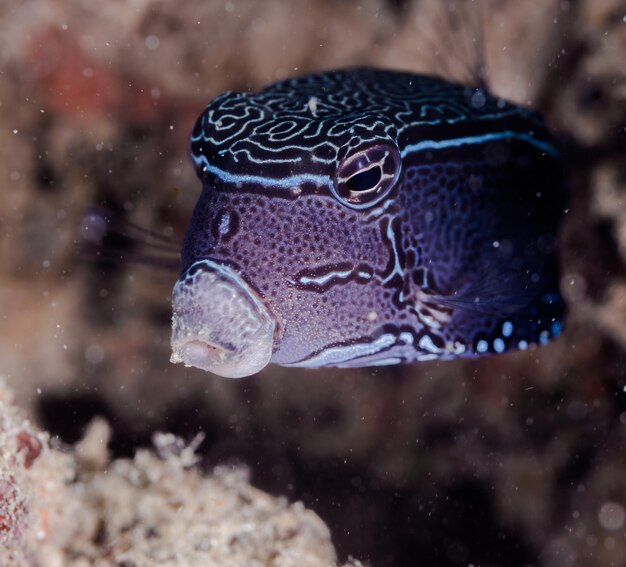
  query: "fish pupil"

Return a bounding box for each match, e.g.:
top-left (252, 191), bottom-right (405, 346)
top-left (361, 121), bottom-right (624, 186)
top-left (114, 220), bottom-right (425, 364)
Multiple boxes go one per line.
top-left (346, 166), bottom-right (382, 192)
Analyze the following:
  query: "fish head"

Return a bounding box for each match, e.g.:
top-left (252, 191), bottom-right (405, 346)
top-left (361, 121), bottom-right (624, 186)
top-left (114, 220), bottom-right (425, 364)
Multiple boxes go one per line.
top-left (170, 75), bottom-right (420, 376)
top-left (171, 69), bottom-right (568, 377)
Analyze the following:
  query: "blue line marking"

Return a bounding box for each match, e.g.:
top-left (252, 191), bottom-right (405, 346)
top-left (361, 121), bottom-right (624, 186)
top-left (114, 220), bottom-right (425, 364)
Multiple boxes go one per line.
top-left (401, 131), bottom-right (560, 159)
top-left (192, 154), bottom-right (329, 189)
top-left (192, 130), bottom-right (559, 189)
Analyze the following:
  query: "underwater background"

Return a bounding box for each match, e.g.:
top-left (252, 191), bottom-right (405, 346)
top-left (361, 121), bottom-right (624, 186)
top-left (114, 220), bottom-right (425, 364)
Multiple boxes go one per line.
top-left (0, 0), bottom-right (625, 565)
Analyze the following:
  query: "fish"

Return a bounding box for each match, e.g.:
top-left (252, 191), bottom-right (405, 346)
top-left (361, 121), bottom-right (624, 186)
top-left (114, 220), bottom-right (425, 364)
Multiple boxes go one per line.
top-left (170, 68), bottom-right (568, 378)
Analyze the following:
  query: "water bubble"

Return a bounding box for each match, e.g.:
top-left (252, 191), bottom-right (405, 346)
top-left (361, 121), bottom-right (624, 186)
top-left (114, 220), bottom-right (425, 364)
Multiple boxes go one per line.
top-left (144, 35), bottom-right (160, 50)
top-left (598, 502), bottom-right (625, 531)
top-left (85, 344), bottom-right (105, 365)
top-left (470, 89), bottom-right (486, 109)
top-left (79, 211), bottom-right (108, 244)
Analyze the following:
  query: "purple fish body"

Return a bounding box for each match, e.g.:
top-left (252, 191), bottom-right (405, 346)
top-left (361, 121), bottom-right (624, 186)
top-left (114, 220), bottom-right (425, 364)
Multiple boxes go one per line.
top-left (170, 68), bottom-right (567, 377)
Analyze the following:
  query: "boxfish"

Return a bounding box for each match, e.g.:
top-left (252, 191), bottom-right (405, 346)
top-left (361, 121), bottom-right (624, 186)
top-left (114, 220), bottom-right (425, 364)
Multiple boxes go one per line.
top-left (170, 68), bottom-right (568, 378)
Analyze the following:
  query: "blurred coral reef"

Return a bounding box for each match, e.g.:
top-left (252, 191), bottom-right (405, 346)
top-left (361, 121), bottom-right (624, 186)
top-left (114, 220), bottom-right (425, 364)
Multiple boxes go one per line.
top-left (0, 382), bottom-right (353, 566)
top-left (0, 0), bottom-right (625, 565)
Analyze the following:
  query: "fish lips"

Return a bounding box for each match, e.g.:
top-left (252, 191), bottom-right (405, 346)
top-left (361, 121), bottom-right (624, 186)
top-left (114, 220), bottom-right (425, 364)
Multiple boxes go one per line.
top-left (170, 259), bottom-right (276, 378)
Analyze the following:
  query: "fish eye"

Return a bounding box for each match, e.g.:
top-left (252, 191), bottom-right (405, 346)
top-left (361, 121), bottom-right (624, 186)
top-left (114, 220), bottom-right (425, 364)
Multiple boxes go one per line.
top-left (346, 166), bottom-right (382, 192)
top-left (332, 143), bottom-right (401, 209)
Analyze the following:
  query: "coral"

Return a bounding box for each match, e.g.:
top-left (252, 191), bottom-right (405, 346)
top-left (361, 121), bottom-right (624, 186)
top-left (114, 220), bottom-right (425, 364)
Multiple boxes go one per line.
top-left (0, 383), bottom-right (354, 566)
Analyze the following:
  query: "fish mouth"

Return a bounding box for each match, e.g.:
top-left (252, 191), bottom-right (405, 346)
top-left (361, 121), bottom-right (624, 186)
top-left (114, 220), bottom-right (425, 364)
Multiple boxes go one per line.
top-left (170, 260), bottom-right (275, 378)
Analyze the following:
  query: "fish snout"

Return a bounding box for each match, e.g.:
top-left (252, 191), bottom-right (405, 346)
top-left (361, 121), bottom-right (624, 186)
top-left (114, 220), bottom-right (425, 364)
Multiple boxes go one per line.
top-left (170, 260), bottom-right (275, 378)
